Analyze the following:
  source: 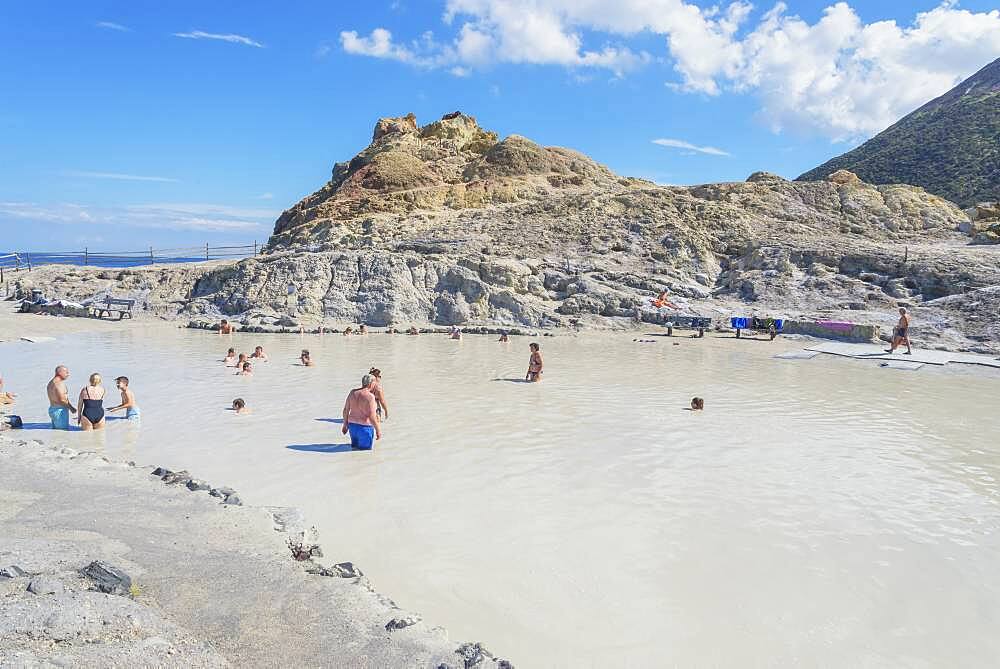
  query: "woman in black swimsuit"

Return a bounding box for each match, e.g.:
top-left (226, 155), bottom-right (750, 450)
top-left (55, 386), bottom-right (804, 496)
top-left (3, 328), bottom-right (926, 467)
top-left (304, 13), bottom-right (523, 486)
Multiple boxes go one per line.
top-left (78, 372), bottom-right (106, 431)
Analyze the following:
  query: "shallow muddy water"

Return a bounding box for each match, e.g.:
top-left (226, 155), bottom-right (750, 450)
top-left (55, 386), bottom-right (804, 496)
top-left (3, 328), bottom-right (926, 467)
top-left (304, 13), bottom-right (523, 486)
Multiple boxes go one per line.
top-left (3, 326), bottom-right (1000, 666)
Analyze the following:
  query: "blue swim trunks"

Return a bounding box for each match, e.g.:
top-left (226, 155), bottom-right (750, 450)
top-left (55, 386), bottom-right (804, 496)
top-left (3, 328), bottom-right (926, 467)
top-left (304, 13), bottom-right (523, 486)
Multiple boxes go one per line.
top-left (348, 423), bottom-right (375, 450)
top-left (126, 407), bottom-right (141, 420)
top-left (48, 406), bottom-right (70, 430)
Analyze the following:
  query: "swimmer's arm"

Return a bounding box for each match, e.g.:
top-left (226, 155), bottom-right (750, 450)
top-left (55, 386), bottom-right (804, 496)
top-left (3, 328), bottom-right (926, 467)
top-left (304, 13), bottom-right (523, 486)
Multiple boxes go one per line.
top-left (371, 400), bottom-right (382, 440)
top-left (375, 389), bottom-right (389, 419)
top-left (62, 387), bottom-right (76, 413)
top-left (341, 396), bottom-right (351, 434)
top-left (109, 392), bottom-right (134, 412)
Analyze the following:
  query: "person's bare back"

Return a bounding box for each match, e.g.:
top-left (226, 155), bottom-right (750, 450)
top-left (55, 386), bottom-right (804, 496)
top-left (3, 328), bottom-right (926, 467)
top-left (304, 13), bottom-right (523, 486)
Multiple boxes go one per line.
top-left (345, 388), bottom-right (377, 426)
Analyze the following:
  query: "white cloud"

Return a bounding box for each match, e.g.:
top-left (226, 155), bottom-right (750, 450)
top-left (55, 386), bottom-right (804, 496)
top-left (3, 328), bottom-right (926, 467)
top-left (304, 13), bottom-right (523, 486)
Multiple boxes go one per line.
top-left (339, 1), bottom-right (1000, 139)
top-left (62, 170), bottom-right (178, 183)
top-left (255, 192), bottom-right (274, 200)
top-left (653, 138), bottom-right (731, 156)
top-left (96, 21), bottom-right (131, 32)
top-left (340, 28), bottom-right (416, 63)
top-left (0, 202), bottom-right (272, 232)
top-left (173, 30), bottom-right (264, 48)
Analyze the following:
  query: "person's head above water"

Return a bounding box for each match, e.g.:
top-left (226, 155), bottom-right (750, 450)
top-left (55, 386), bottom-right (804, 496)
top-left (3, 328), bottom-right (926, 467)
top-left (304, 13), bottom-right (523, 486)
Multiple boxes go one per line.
top-left (691, 397), bottom-right (704, 410)
top-left (54, 365), bottom-right (69, 380)
top-left (89, 373), bottom-right (102, 386)
top-left (227, 348), bottom-right (235, 356)
top-left (115, 376), bottom-right (129, 388)
top-left (529, 342), bottom-right (540, 352)
top-left (369, 367), bottom-right (381, 379)
top-left (232, 398), bottom-right (245, 410)
top-left (899, 307), bottom-right (907, 315)
top-left (242, 362), bottom-right (252, 372)
top-left (255, 345), bottom-right (263, 352)
top-left (301, 349), bottom-right (310, 357)
top-left (361, 374), bottom-right (375, 389)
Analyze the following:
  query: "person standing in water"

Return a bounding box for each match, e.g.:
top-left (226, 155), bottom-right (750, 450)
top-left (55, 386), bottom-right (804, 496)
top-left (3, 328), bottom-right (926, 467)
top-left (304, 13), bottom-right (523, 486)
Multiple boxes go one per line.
top-left (885, 307), bottom-right (913, 355)
top-left (341, 374), bottom-right (382, 450)
top-left (77, 373), bottom-right (106, 431)
top-left (46, 366), bottom-right (76, 429)
top-left (368, 367), bottom-right (390, 420)
top-left (250, 345), bottom-right (269, 362)
top-left (526, 343), bottom-right (543, 382)
top-left (219, 319), bottom-right (234, 334)
top-left (108, 376), bottom-right (140, 421)
top-left (300, 350), bottom-right (315, 367)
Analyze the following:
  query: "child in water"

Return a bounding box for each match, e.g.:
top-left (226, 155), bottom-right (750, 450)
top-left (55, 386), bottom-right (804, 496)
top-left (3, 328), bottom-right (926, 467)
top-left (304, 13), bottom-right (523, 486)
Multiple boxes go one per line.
top-left (232, 398), bottom-right (252, 414)
top-left (690, 397), bottom-right (704, 411)
top-left (300, 350), bottom-right (315, 367)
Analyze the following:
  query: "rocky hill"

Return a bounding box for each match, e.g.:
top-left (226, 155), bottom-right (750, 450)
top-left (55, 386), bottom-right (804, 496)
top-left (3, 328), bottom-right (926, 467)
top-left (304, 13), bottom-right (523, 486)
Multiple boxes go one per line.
top-left (798, 58), bottom-right (1000, 208)
top-left (8, 111), bottom-right (1000, 352)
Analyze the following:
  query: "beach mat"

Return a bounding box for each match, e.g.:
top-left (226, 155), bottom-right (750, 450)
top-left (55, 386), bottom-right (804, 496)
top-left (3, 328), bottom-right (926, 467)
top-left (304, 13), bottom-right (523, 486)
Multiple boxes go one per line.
top-left (773, 350), bottom-right (820, 360)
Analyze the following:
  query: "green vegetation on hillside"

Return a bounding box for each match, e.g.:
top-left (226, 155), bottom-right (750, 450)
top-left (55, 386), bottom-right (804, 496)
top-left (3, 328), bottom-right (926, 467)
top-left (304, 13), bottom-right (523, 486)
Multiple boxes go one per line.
top-left (798, 58), bottom-right (1000, 208)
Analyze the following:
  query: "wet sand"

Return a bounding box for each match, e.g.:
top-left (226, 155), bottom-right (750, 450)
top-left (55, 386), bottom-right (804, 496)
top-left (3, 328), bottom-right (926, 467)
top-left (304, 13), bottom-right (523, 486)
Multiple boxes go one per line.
top-left (3, 312), bottom-right (1000, 666)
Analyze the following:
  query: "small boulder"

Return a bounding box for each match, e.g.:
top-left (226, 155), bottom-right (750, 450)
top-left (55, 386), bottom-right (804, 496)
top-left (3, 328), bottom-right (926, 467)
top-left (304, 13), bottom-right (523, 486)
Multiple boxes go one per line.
top-left (186, 479), bottom-right (211, 492)
top-left (746, 171), bottom-right (787, 184)
top-left (0, 565), bottom-right (27, 579)
top-left (27, 576), bottom-right (65, 595)
top-left (827, 169), bottom-right (861, 185)
top-left (210, 486), bottom-right (236, 499)
top-left (385, 615), bottom-right (421, 631)
top-left (161, 470), bottom-right (191, 485)
top-left (330, 562), bottom-right (363, 578)
top-left (80, 560), bottom-right (132, 596)
top-left (223, 493), bottom-right (242, 506)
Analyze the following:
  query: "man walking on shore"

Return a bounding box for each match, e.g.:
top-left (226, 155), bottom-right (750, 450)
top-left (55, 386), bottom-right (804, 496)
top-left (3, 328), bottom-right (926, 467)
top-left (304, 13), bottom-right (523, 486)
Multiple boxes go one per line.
top-left (885, 307), bottom-right (913, 355)
top-left (341, 374), bottom-right (381, 450)
top-left (46, 365), bottom-right (76, 430)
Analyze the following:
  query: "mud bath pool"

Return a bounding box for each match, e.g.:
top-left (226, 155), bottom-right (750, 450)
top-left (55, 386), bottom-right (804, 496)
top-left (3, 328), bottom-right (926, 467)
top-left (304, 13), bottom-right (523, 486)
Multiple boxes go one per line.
top-left (3, 325), bottom-right (1000, 666)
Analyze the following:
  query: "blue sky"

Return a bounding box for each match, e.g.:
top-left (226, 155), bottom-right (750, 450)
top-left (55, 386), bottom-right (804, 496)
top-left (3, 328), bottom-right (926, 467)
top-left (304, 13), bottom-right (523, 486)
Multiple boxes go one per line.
top-left (2, 1), bottom-right (999, 251)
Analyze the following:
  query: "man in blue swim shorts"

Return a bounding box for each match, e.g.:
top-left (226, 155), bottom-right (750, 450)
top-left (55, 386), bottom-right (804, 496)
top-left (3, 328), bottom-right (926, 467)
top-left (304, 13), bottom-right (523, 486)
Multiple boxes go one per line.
top-left (46, 365), bottom-right (76, 430)
top-left (341, 374), bottom-right (382, 450)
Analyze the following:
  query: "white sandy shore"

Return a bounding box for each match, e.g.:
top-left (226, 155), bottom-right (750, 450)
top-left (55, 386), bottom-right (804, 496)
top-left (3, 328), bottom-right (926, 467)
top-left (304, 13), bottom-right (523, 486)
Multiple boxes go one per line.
top-left (0, 436), bottom-right (511, 668)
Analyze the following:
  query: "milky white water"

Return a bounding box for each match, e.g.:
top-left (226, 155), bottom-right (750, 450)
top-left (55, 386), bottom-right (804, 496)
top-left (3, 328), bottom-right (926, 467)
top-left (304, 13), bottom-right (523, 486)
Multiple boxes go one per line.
top-left (3, 325), bottom-right (1000, 666)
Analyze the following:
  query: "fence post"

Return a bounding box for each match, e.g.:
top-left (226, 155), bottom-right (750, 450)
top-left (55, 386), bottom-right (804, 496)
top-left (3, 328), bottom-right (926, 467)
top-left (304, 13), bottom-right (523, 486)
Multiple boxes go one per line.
top-left (149, 247), bottom-right (154, 265)
top-left (206, 243), bottom-right (210, 261)
top-left (84, 247), bottom-right (88, 266)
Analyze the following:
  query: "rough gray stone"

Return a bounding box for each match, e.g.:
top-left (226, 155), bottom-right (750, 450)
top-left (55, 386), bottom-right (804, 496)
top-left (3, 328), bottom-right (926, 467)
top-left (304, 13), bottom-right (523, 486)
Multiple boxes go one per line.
top-left (386, 615), bottom-right (421, 631)
top-left (456, 642), bottom-right (493, 668)
top-left (0, 565), bottom-right (27, 579)
top-left (27, 576), bottom-right (65, 595)
top-left (222, 494), bottom-right (242, 506)
top-left (209, 486), bottom-right (236, 499)
top-left (80, 560), bottom-right (132, 596)
top-left (161, 470), bottom-right (192, 485)
top-left (185, 478), bottom-right (211, 491)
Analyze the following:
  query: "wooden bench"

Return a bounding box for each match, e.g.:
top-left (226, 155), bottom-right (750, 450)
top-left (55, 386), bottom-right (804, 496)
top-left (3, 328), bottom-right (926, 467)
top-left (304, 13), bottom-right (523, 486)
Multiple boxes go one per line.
top-left (663, 315), bottom-right (712, 337)
top-left (93, 297), bottom-right (135, 320)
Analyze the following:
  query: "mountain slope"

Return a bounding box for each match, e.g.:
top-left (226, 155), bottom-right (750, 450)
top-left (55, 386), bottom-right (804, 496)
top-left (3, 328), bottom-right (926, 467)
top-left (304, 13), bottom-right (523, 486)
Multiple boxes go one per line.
top-left (797, 57), bottom-right (1000, 207)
